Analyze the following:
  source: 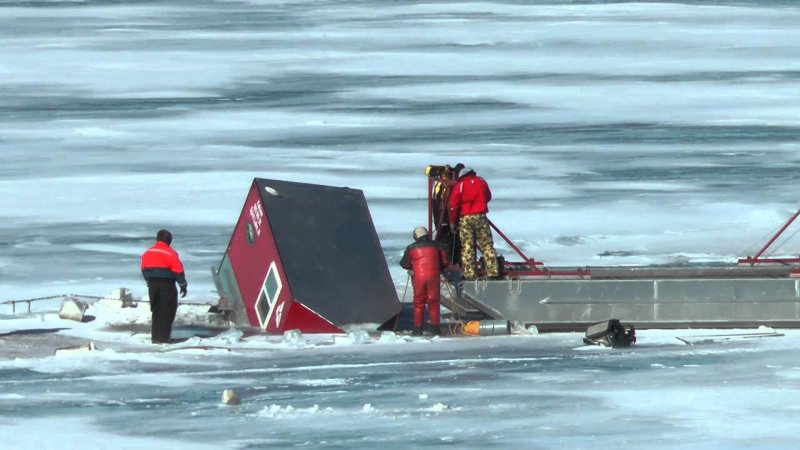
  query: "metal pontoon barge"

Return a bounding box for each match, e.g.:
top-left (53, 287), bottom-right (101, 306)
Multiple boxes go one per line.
top-left (426, 165), bottom-right (800, 331)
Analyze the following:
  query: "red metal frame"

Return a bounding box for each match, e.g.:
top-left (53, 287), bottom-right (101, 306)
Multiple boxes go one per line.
top-left (486, 219), bottom-right (541, 272)
top-left (739, 207), bottom-right (800, 266)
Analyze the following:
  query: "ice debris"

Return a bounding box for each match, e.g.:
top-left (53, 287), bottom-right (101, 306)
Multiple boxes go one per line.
top-left (258, 404), bottom-right (331, 419)
top-left (54, 342), bottom-right (97, 356)
top-left (58, 297), bottom-right (88, 322)
top-left (282, 329), bottom-right (305, 346)
top-left (348, 330), bottom-right (370, 344)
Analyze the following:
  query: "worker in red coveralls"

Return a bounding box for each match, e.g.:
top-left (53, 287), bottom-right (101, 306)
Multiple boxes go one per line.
top-left (400, 227), bottom-right (448, 336)
top-left (141, 229), bottom-right (187, 344)
top-left (448, 167), bottom-right (500, 280)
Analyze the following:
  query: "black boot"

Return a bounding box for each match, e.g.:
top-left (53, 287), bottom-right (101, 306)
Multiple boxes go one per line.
top-left (411, 326), bottom-right (423, 336)
top-left (430, 325), bottom-right (442, 337)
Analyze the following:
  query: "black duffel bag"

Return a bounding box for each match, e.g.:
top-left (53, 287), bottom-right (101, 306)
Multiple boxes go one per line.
top-left (583, 319), bottom-right (636, 348)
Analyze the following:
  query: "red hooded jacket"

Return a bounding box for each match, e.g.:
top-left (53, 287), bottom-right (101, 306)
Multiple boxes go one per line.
top-left (448, 173), bottom-right (492, 225)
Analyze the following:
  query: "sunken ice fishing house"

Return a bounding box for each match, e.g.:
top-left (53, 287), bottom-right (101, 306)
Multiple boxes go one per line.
top-left (212, 174), bottom-right (800, 334)
top-left (211, 178), bottom-right (401, 334)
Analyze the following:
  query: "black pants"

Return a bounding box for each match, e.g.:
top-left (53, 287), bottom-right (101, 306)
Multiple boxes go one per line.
top-left (148, 280), bottom-right (178, 343)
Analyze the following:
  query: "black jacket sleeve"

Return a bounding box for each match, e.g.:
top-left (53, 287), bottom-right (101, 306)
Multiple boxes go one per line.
top-left (400, 247), bottom-right (411, 270)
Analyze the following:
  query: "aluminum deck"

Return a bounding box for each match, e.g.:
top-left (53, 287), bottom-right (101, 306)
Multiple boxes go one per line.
top-left (442, 265), bottom-right (800, 331)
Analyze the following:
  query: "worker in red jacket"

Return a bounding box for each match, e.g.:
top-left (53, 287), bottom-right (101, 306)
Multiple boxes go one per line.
top-left (400, 227), bottom-right (448, 336)
top-left (448, 167), bottom-right (500, 280)
top-left (141, 229), bottom-right (187, 344)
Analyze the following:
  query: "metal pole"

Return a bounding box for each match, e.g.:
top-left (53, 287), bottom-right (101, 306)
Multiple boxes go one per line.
top-left (427, 177), bottom-right (433, 236)
top-left (753, 208), bottom-right (800, 260)
top-left (487, 219), bottom-right (540, 272)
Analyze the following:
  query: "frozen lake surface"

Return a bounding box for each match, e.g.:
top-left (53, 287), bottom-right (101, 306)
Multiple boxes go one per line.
top-left (2, 0), bottom-right (800, 301)
top-left (3, 0), bottom-right (800, 447)
top-left (2, 301), bottom-right (800, 449)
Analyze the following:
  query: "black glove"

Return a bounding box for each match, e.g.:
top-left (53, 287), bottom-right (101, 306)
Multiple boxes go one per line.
top-left (180, 285), bottom-right (187, 298)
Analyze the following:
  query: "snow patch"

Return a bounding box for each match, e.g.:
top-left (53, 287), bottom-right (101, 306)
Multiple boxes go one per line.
top-left (257, 404), bottom-right (333, 419)
top-left (428, 402), bottom-right (452, 412)
top-left (296, 378), bottom-right (350, 387)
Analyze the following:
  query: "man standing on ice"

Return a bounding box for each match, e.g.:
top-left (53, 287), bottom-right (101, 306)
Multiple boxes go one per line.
top-left (400, 227), bottom-right (448, 336)
top-left (448, 167), bottom-right (500, 280)
top-left (141, 229), bottom-right (187, 344)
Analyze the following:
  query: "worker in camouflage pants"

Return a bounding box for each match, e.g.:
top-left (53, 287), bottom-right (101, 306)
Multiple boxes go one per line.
top-left (448, 167), bottom-right (500, 280)
top-left (457, 213), bottom-right (500, 279)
